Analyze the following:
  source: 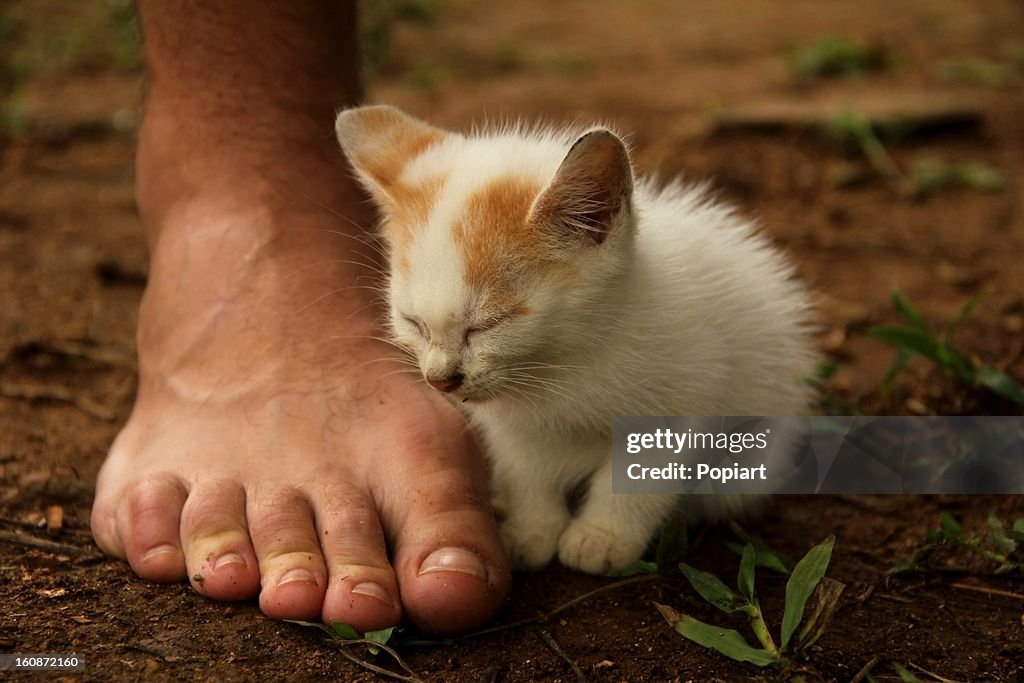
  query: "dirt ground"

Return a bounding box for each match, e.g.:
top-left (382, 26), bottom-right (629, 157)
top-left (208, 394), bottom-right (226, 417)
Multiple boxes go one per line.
top-left (2, 1), bottom-right (1023, 681)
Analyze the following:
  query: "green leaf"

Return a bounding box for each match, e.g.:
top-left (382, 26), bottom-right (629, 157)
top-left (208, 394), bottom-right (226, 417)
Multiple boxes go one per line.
top-left (727, 542), bottom-right (793, 575)
top-left (330, 621), bottom-right (361, 640)
top-left (607, 560), bottom-right (659, 577)
top-left (887, 558), bottom-right (915, 575)
top-left (976, 366), bottom-right (1024, 405)
top-left (679, 562), bottom-right (747, 613)
top-left (892, 663), bottom-right (921, 682)
top-left (946, 294), bottom-right (980, 338)
top-left (880, 347), bottom-right (915, 397)
top-left (728, 523), bottom-right (794, 574)
top-left (891, 290), bottom-right (928, 333)
top-left (780, 536), bottom-right (835, 651)
top-left (939, 512), bottom-right (964, 542)
top-left (987, 514), bottom-right (1018, 555)
top-left (655, 516), bottom-right (688, 574)
top-left (655, 604), bottom-right (780, 667)
top-left (1012, 518), bottom-right (1024, 542)
top-left (867, 326), bottom-right (938, 362)
top-left (737, 544), bottom-right (757, 604)
top-left (364, 626), bottom-right (396, 655)
top-left (286, 620), bottom-right (339, 638)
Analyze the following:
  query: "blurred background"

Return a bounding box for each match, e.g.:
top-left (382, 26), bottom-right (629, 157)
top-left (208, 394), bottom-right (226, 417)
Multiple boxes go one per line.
top-left (1, 1), bottom-right (1022, 679)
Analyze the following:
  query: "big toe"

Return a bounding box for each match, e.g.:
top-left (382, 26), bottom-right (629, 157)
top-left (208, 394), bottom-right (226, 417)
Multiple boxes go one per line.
top-left (384, 440), bottom-right (511, 634)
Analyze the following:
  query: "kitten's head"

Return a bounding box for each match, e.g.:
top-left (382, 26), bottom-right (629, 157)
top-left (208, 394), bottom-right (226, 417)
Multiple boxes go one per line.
top-left (336, 105), bottom-right (634, 403)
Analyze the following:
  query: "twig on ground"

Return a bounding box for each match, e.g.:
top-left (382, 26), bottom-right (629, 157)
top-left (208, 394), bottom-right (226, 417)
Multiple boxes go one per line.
top-left (0, 381), bottom-right (118, 420)
top-left (0, 529), bottom-right (101, 557)
top-left (950, 581), bottom-right (1024, 601)
top-left (330, 639), bottom-right (423, 683)
top-left (907, 661), bottom-right (959, 683)
top-left (849, 655), bottom-right (880, 683)
top-left (538, 629), bottom-right (589, 683)
top-left (22, 339), bottom-right (136, 368)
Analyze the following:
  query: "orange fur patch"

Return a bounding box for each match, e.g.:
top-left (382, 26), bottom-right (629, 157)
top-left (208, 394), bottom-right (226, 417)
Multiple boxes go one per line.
top-left (454, 175), bottom-right (547, 310)
top-left (382, 175), bottom-right (446, 274)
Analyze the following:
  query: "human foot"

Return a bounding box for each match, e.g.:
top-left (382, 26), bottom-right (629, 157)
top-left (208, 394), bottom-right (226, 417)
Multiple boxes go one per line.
top-left (90, 195), bottom-right (511, 634)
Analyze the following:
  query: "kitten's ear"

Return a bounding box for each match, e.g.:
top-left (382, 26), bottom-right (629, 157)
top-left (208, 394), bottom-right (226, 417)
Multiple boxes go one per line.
top-left (530, 129), bottom-right (633, 245)
top-left (335, 105), bottom-right (447, 206)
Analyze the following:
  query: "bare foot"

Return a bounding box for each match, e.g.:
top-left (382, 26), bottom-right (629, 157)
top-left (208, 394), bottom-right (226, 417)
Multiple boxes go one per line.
top-left (91, 0), bottom-right (510, 635)
top-left (91, 194), bottom-right (510, 633)
top-left (90, 96), bottom-right (510, 633)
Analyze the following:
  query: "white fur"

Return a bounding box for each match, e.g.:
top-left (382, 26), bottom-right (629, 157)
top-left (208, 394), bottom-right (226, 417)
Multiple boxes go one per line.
top-left (336, 106), bottom-right (816, 574)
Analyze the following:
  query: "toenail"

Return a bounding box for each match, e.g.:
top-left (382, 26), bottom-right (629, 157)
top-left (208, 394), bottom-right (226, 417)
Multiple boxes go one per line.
top-left (351, 581), bottom-right (397, 608)
top-left (418, 547), bottom-right (488, 581)
top-left (277, 567), bottom-right (318, 587)
top-left (214, 552), bottom-right (247, 571)
top-left (142, 544), bottom-right (180, 564)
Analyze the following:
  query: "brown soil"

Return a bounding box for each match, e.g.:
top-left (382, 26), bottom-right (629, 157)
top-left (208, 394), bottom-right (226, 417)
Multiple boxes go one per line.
top-left (2, 1), bottom-right (1023, 681)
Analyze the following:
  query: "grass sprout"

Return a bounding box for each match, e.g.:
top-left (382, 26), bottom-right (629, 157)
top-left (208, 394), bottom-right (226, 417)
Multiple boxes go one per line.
top-left (939, 58), bottom-right (1017, 87)
top-left (908, 158), bottom-right (1004, 197)
top-left (657, 536), bottom-right (844, 668)
top-left (890, 512), bottom-right (1024, 575)
top-left (868, 289), bottom-right (1024, 405)
top-left (828, 107), bottom-right (1005, 198)
top-left (788, 37), bottom-right (892, 79)
top-left (287, 621), bottom-right (417, 681)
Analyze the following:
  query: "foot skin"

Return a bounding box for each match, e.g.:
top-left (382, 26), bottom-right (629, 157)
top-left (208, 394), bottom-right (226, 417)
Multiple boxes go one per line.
top-left (90, 198), bottom-right (511, 635)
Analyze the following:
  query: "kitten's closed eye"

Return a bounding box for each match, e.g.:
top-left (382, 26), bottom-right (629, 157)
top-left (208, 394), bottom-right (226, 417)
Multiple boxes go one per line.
top-left (402, 315), bottom-right (430, 340)
top-left (466, 315), bottom-right (509, 341)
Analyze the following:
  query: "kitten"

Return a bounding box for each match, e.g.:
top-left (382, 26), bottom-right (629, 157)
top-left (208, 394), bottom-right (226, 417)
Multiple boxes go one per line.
top-left (335, 105), bottom-right (816, 574)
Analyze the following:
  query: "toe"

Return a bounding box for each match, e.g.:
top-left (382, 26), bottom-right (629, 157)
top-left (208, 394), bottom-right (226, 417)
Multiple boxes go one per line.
top-left (115, 474), bottom-right (189, 583)
top-left (247, 486), bottom-right (327, 621)
top-left (180, 479), bottom-right (260, 600)
top-left (307, 482), bottom-right (402, 632)
top-left (383, 433), bottom-right (511, 634)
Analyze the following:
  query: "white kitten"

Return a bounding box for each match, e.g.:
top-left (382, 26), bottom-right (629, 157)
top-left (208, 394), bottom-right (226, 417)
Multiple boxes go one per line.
top-left (335, 105), bottom-right (816, 574)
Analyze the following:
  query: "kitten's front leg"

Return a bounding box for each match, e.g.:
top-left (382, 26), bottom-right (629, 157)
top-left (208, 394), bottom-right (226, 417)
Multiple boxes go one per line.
top-left (492, 463), bottom-right (570, 570)
top-left (559, 457), bottom-right (678, 574)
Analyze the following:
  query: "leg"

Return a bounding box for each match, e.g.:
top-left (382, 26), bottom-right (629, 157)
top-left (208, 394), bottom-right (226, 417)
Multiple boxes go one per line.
top-left (90, 0), bottom-right (510, 634)
top-left (558, 458), bottom-right (677, 574)
top-left (494, 469), bottom-right (570, 570)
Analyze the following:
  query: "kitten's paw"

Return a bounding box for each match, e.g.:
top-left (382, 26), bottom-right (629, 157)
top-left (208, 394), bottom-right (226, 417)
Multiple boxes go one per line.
top-left (499, 517), bottom-right (566, 570)
top-left (557, 520), bottom-right (647, 575)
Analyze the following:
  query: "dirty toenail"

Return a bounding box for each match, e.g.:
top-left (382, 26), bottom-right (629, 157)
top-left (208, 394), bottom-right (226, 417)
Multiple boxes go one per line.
top-left (418, 547), bottom-right (487, 581)
top-left (351, 581), bottom-right (397, 608)
top-left (214, 552), bottom-right (247, 571)
top-left (142, 544), bottom-right (180, 564)
top-left (277, 567), bottom-right (318, 587)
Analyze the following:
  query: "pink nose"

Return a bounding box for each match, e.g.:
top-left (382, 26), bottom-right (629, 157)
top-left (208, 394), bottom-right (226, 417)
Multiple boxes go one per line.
top-left (426, 372), bottom-right (464, 393)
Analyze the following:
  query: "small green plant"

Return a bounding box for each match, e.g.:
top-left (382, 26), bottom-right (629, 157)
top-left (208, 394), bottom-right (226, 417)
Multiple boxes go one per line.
top-left (727, 522), bottom-right (795, 575)
top-left (657, 536), bottom-right (844, 668)
top-left (788, 36), bottom-right (891, 79)
top-left (289, 620), bottom-right (397, 655)
top-left (289, 620), bottom-right (418, 680)
top-left (908, 158), bottom-right (1004, 197)
top-left (939, 58), bottom-right (1016, 87)
top-left (360, 0), bottom-right (439, 76)
top-left (828, 106), bottom-right (903, 180)
top-left (868, 290), bottom-right (1024, 405)
top-left (890, 512), bottom-right (1024, 575)
top-left (828, 107), bottom-right (1005, 198)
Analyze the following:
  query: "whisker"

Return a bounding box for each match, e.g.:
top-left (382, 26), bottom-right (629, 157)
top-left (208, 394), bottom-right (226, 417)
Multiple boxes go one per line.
top-left (296, 285), bottom-right (386, 313)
